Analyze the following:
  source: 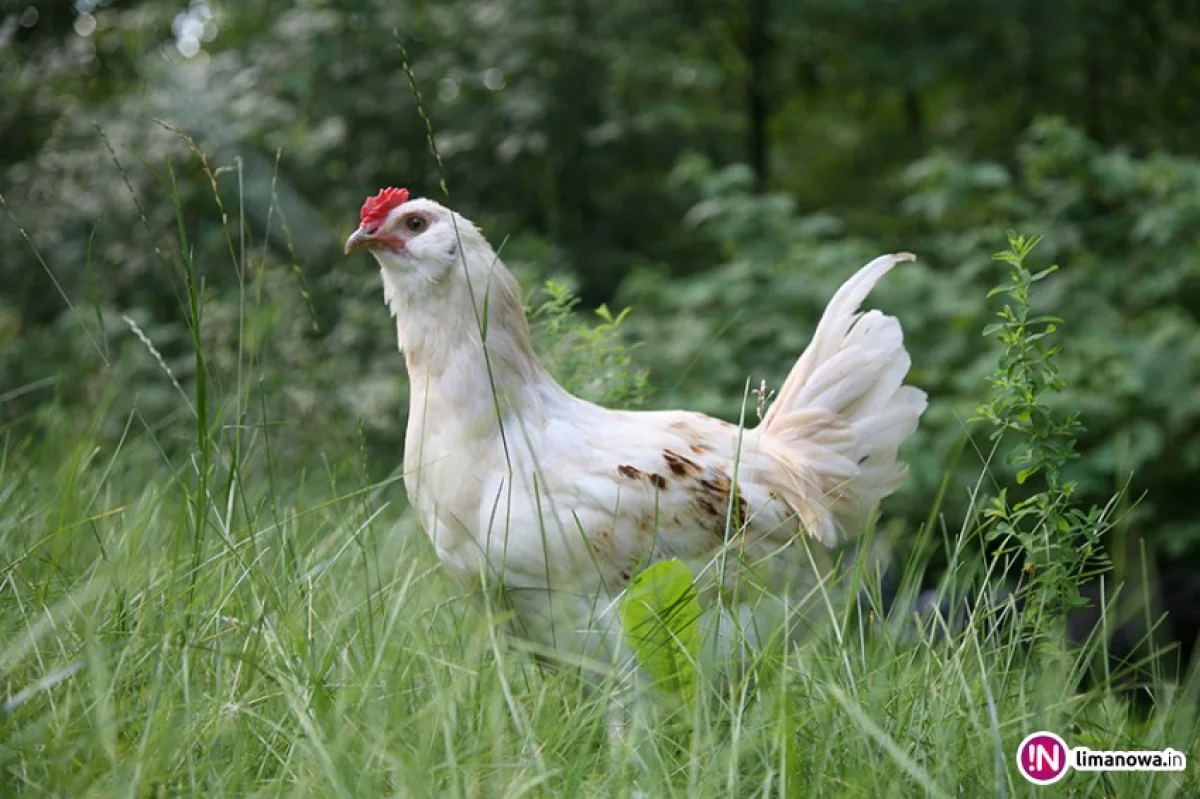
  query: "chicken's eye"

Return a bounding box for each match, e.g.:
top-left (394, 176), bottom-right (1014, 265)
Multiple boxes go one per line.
top-left (405, 215), bottom-right (426, 233)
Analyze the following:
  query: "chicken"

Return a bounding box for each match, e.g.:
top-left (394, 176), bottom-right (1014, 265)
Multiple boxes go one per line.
top-left (344, 187), bottom-right (927, 666)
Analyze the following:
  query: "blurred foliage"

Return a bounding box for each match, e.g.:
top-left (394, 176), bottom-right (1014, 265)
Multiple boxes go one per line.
top-left (2, 0), bottom-right (1200, 570)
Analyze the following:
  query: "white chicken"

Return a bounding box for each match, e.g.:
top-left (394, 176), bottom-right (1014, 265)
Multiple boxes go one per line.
top-left (344, 187), bottom-right (927, 667)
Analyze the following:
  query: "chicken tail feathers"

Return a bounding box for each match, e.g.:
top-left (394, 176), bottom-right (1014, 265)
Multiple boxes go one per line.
top-left (758, 253), bottom-right (927, 546)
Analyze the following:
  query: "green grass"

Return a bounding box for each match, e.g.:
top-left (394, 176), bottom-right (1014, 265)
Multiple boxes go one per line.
top-left (1, 398), bottom-right (1197, 796)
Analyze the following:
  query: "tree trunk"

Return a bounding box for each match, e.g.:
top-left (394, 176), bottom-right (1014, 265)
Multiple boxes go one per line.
top-left (746, 0), bottom-right (770, 191)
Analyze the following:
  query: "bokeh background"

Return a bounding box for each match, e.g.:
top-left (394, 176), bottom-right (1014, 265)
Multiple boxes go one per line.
top-left (3, 1), bottom-right (1200, 631)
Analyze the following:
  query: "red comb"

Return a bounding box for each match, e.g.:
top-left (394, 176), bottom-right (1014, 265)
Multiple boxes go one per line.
top-left (360, 187), bottom-right (410, 228)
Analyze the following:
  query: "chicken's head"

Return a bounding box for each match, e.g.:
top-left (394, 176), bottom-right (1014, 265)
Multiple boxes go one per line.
top-left (344, 187), bottom-right (479, 289)
top-left (344, 187), bottom-right (526, 361)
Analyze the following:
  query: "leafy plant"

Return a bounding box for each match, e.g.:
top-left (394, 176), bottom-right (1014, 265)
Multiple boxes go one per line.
top-left (975, 232), bottom-right (1109, 616)
top-left (529, 279), bottom-right (652, 409)
top-left (619, 558), bottom-right (701, 709)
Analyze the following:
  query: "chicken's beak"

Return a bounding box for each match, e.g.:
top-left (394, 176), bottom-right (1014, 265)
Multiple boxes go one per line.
top-left (343, 227), bottom-right (375, 255)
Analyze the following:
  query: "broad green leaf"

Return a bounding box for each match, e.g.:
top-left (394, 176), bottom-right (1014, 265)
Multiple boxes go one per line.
top-left (620, 559), bottom-right (701, 707)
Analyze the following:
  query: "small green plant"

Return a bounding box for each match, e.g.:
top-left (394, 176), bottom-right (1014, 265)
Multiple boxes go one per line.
top-left (619, 558), bottom-right (702, 710)
top-left (529, 279), bottom-right (652, 409)
top-left (975, 232), bottom-right (1109, 616)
